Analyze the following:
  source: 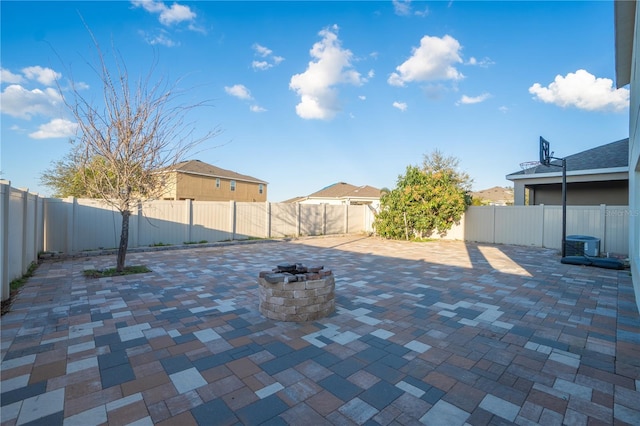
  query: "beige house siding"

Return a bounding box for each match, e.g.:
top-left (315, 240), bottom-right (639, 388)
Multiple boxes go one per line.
top-left (164, 172), bottom-right (267, 202)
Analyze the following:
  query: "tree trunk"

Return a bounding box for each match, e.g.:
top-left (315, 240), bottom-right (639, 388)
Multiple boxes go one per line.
top-left (117, 210), bottom-right (131, 272)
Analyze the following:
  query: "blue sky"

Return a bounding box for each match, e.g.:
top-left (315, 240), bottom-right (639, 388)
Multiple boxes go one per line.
top-left (1, 1), bottom-right (630, 202)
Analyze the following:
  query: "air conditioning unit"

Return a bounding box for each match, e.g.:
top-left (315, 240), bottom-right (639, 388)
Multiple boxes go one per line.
top-left (566, 235), bottom-right (600, 257)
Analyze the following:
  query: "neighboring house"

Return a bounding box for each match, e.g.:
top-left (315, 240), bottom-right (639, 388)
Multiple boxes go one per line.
top-left (506, 139), bottom-right (629, 206)
top-left (614, 0), bottom-right (639, 311)
top-left (160, 160), bottom-right (267, 202)
top-left (286, 182), bottom-right (382, 208)
top-left (471, 186), bottom-right (514, 206)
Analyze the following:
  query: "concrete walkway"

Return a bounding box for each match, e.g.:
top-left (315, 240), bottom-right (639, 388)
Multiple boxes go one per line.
top-left (1, 236), bottom-right (638, 425)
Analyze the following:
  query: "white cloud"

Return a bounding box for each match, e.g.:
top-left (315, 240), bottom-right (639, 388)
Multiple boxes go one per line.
top-left (367, 69), bottom-right (375, 79)
top-left (73, 81), bottom-right (90, 90)
top-left (388, 34), bottom-right (464, 87)
top-left (22, 66), bottom-right (61, 86)
top-left (529, 69), bottom-right (629, 112)
top-left (466, 56), bottom-right (494, 68)
top-left (159, 2), bottom-right (195, 25)
top-left (289, 25), bottom-right (364, 120)
top-left (0, 84), bottom-right (63, 119)
top-left (253, 43), bottom-right (272, 57)
top-left (456, 93), bottom-right (491, 105)
top-left (393, 0), bottom-right (412, 16)
top-left (392, 101), bottom-right (408, 111)
top-left (251, 44), bottom-right (284, 71)
top-left (499, 106), bottom-right (509, 113)
top-left (1, 68), bottom-right (24, 84)
top-left (250, 105), bottom-right (266, 113)
top-left (29, 118), bottom-right (77, 139)
top-left (224, 84), bottom-right (253, 100)
top-left (414, 6), bottom-right (429, 17)
top-left (393, 1), bottom-right (428, 17)
top-left (131, 0), bottom-right (195, 26)
top-left (252, 61), bottom-right (272, 71)
top-left (359, 95), bottom-right (366, 101)
top-left (140, 30), bottom-right (178, 47)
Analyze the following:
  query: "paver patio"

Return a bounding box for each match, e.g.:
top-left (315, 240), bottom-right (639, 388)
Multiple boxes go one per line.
top-left (1, 235), bottom-right (639, 425)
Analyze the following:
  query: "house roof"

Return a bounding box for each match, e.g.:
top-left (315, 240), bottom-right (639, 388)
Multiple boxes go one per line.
top-left (507, 138), bottom-right (629, 179)
top-left (307, 182), bottom-right (381, 199)
top-left (170, 160), bottom-right (267, 184)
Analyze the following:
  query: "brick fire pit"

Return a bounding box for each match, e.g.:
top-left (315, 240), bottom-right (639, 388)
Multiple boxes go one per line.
top-left (258, 263), bottom-right (335, 322)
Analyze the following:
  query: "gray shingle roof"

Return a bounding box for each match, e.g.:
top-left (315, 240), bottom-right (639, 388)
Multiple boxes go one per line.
top-left (170, 160), bottom-right (267, 184)
top-left (508, 138), bottom-right (629, 177)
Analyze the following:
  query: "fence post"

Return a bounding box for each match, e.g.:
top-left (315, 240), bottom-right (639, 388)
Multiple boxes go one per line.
top-left (1, 181), bottom-right (10, 301)
top-left (229, 200), bottom-right (236, 240)
top-left (600, 204), bottom-right (607, 254)
top-left (21, 190), bottom-right (28, 272)
top-left (265, 201), bottom-right (271, 239)
top-left (344, 204), bottom-right (348, 234)
top-left (66, 197), bottom-right (77, 255)
top-left (491, 204), bottom-right (496, 244)
top-left (540, 204), bottom-right (545, 248)
top-left (185, 199), bottom-right (193, 244)
top-left (33, 194), bottom-right (40, 261)
top-left (323, 204), bottom-right (327, 235)
top-left (132, 201), bottom-right (142, 248)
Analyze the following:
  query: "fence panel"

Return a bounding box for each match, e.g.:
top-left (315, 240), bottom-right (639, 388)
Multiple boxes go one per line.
top-left (7, 189), bottom-right (25, 296)
top-left (566, 206), bottom-right (602, 237)
top-left (300, 204), bottom-right (323, 236)
top-left (494, 205), bottom-right (544, 247)
top-left (326, 205), bottom-right (345, 234)
top-left (75, 199), bottom-right (122, 251)
top-left (1, 182), bottom-right (45, 301)
top-left (542, 206), bottom-right (562, 250)
top-left (236, 202), bottom-right (267, 239)
top-left (604, 206), bottom-right (630, 255)
top-left (138, 201), bottom-right (187, 246)
top-left (347, 205), bottom-right (364, 234)
top-left (463, 206), bottom-right (496, 243)
top-left (192, 201), bottom-right (231, 243)
top-left (270, 203), bottom-right (298, 237)
top-left (24, 193), bottom-right (41, 264)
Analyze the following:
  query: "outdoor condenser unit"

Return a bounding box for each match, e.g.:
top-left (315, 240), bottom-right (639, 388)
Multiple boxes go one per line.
top-left (565, 235), bottom-right (600, 257)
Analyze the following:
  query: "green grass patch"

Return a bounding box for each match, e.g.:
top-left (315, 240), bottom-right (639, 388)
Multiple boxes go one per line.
top-left (150, 242), bottom-right (172, 247)
top-left (411, 237), bottom-right (436, 242)
top-left (10, 262), bottom-right (38, 292)
top-left (2, 261), bottom-right (39, 315)
top-left (183, 240), bottom-right (208, 245)
top-left (84, 265), bottom-right (151, 278)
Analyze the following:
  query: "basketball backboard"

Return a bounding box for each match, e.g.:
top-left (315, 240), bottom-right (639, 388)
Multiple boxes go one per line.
top-left (539, 137), bottom-right (551, 166)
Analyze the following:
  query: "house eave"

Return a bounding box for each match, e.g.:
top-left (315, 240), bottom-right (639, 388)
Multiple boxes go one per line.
top-left (506, 167), bottom-right (628, 183)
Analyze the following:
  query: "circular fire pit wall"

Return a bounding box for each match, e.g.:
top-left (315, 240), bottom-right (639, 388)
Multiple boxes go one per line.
top-left (258, 263), bottom-right (335, 322)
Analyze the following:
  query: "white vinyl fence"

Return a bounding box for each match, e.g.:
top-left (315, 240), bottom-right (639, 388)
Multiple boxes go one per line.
top-left (43, 198), bottom-right (377, 254)
top-left (1, 181), bottom-right (45, 301)
top-left (1, 189), bottom-right (631, 302)
top-left (437, 204), bottom-right (629, 256)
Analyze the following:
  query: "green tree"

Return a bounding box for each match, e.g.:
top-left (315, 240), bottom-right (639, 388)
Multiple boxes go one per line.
top-left (44, 29), bottom-right (219, 272)
top-left (374, 150), bottom-right (472, 240)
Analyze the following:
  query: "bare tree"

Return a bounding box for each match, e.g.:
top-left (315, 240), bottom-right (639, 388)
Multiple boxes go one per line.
top-left (62, 31), bottom-right (220, 272)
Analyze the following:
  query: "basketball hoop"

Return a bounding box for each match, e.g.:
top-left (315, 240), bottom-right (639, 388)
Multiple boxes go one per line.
top-left (520, 161), bottom-right (540, 174)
